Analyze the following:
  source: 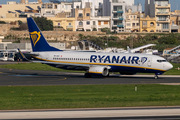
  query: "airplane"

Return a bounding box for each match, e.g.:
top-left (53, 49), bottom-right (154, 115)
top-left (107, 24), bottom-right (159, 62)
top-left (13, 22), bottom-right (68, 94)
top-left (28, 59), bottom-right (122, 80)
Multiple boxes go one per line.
top-left (19, 17), bottom-right (173, 79)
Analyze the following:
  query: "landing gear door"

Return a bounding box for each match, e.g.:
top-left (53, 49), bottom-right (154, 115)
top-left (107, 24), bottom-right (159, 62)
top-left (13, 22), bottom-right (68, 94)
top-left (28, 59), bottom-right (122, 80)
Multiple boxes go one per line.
top-left (147, 57), bottom-right (152, 67)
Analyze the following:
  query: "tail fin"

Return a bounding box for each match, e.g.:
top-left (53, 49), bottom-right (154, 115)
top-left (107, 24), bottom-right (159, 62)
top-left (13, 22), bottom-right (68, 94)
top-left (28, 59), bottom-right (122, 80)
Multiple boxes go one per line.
top-left (27, 17), bottom-right (62, 52)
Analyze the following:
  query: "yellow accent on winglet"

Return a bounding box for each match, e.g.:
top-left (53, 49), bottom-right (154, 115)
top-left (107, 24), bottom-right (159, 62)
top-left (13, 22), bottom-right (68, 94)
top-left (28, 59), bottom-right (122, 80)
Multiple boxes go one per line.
top-left (18, 49), bottom-right (25, 59)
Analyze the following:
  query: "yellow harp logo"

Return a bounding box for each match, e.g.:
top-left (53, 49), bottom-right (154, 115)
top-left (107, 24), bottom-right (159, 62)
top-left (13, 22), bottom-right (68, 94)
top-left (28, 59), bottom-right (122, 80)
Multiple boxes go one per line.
top-left (30, 31), bottom-right (41, 46)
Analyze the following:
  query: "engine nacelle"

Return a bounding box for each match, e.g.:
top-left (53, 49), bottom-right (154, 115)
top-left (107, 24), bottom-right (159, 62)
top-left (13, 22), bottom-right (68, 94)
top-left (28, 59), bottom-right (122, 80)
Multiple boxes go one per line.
top-left (89, 66), bottom-right (109, 77)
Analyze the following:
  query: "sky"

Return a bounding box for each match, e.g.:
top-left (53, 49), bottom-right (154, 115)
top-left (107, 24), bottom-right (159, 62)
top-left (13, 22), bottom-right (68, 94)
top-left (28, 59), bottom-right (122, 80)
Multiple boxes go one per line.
top-left (1, 0), bottom-right (180, 11)
top-left (134, 0), bottom-right (180, 11)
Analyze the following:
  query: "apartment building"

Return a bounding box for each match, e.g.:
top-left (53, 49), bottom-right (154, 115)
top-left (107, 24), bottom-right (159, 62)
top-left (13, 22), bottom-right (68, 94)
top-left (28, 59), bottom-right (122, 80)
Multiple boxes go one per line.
top-left (91, 16), bottom-right (110, 31)
top-left (82, 0), bottom-right (103, 17)
top-left (71, 2), bottom-right (92, 31)
top-left (140, 15), bottom-right (156, 32)
top-left (126, 3), bottom-right (142, 13)
top-left (103, 0), bottom-right (126, 33)
top-left (48, 17), bottom-right (76, 31)
top-left (170, 14), bottom-right (179, 32)
top-left (41, 2), bottom-right (72, 17)
top-left (169, 10), bottom-right (180, 33)
top-left (126, 9), bottom-right (140, 32)
top-left (0, 1), bottom-right (41, 18)
top-left (145, 0), bottom-right (171, 33)
top-left (125, 0), bottom-right (134, 6)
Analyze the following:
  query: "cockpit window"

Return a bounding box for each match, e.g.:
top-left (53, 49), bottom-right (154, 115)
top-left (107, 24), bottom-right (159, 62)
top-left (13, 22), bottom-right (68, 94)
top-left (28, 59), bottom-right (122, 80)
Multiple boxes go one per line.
top-left (157, 60), bottom-right (167, 62)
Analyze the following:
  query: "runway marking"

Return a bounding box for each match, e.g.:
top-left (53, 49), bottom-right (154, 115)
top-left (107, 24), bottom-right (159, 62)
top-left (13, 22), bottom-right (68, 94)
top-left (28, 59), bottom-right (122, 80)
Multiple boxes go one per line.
top-left (159, 83), bottom-right (180, 86)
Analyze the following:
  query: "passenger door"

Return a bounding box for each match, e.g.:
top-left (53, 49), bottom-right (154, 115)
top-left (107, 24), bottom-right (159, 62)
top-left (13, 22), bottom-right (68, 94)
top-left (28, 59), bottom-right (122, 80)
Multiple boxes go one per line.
top-left (147, 57), bottom-right (152, 67)
top-left (4, 52), bottom-right (8, 61)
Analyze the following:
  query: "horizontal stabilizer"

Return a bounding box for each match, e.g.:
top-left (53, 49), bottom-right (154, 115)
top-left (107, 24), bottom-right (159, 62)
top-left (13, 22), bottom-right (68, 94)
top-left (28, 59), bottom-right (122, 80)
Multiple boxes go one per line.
top-left (17, 48), bottom-right (29, 61)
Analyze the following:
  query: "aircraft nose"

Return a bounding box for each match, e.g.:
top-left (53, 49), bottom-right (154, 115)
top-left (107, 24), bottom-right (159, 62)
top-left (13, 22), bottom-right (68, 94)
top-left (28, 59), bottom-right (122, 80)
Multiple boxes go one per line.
top-left (167, 62), bottom-right (173, 70)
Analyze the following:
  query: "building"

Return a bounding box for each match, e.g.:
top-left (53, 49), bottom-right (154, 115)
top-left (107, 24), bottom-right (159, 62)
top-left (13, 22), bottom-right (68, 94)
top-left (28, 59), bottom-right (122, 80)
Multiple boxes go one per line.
top-left (0, 0), bottom-right (41, 23)
top-left (126, 3), bottom-right (142, 13)
top-left (0, 36), bottom-right (4, 43)
top-left (41, 2), bottom-right (60, 17)
top-left (140, 15), bottom-right (156, 32)
top-left (47, 17), bottom-right (76, 31)
top-left (145, 0), bottom-right (171, 33)
top-left (91, 16), bottom-right (110, 31)
top-left (82, 0), bottom-right (103, 17)
top-left (125, 0), bottom-right (134, 6)
top-left (72, 2), bottom-right (92, 31)
top-left (126, 9), bottom-right (140, 32)
top-left (170, 10), bottom-right (180, 33)
top-left (103, 0), bottom-right (126, 33)
top-left (170, 14), bottom-right (179, 33)
top-left (0, 43), bottom-right (65, 52)
top-left (41, 2), bottom-right (72, 17)
top-left (0, 1), bottom-right (41, 18)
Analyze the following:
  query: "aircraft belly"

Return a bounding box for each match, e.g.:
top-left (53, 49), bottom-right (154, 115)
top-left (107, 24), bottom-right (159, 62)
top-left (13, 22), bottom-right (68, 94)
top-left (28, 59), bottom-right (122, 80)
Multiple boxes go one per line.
top-left (110, 65), bottom-right (164, 73)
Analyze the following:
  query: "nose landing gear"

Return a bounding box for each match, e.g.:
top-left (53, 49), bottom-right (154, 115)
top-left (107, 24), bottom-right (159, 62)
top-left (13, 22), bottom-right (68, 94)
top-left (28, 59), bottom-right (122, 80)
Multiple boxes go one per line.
top-left (154, 72), bottom-right (164, 79)
top-left (154, 75), bottom-right (158, 79)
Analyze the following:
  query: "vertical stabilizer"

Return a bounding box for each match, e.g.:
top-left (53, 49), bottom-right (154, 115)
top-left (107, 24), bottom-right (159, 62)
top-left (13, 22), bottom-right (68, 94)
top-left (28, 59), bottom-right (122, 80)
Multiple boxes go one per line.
top-left (27, 17), bottom-right (62, 52)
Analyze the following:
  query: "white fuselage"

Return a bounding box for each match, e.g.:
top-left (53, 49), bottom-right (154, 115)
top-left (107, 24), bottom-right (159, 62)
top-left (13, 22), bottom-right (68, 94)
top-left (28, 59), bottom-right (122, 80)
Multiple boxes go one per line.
top-left (32, 51), bottom-right (173, 74)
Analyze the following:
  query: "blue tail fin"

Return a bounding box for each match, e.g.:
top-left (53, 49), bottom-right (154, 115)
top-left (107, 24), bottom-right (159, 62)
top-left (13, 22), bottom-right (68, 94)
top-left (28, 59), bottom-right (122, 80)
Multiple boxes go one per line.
top-left (27, 17), bottom-right (62, 52)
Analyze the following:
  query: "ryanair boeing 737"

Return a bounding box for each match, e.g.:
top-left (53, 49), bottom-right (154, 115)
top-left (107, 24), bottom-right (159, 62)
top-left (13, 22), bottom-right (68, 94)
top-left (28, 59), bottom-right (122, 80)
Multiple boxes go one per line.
top-left (19, 17), bottom-right (173, 79)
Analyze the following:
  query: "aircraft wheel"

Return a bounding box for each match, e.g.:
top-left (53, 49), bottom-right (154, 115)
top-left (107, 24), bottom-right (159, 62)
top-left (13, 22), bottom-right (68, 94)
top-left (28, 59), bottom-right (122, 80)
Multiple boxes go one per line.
top-left (104, 73), bottom-right (109, 77)
top-left (154, 75), bottom-right (158, 79)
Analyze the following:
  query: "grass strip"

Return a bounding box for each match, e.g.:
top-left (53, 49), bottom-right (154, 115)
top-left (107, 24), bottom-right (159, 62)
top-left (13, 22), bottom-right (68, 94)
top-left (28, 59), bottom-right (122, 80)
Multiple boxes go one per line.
top-left (0, 62), bottom-right (83, 73)
top-left (0, 62), bottom-right (179, 75)
top-left (0, 84), bottom-right (180, 110)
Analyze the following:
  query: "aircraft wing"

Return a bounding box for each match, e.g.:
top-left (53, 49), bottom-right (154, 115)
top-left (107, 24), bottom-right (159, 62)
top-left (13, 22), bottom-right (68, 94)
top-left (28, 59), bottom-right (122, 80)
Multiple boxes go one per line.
top-left (32, 60), bottom-right (90, 71)
top-left (124, 44), bottom-right (156, 53)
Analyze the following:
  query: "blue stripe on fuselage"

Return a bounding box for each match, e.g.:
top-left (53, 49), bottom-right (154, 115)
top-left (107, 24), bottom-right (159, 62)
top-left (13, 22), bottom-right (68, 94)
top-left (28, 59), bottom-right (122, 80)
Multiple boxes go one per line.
top-left (110, 65), bottom-right (164, 73)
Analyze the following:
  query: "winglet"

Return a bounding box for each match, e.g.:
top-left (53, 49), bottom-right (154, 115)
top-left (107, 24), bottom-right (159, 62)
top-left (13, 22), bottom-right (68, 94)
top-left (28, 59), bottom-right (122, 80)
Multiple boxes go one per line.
top-left (17, 48), bottom-right (29, 61)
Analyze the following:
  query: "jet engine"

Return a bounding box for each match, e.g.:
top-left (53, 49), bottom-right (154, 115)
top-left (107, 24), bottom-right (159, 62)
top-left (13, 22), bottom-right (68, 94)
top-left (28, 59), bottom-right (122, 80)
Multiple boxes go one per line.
top-left (88, 66), bottom-right (110, 77)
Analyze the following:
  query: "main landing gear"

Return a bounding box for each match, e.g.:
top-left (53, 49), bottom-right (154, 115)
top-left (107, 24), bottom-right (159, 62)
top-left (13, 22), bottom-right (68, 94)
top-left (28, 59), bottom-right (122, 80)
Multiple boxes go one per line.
top-left (154, 74), bottom-right (158, 79)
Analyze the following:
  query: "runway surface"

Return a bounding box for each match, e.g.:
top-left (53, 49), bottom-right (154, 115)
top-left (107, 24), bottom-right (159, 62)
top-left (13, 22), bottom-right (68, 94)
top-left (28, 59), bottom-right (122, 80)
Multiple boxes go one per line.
top-left (0, 67), bottom-right (180, 119)
top-left (1, 107), bottom-right (180, 119)
top-left (0, 68), bottom-right (180, 86)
